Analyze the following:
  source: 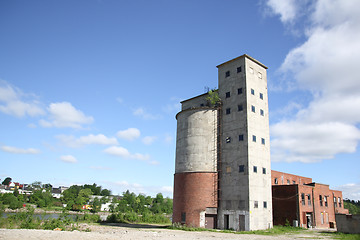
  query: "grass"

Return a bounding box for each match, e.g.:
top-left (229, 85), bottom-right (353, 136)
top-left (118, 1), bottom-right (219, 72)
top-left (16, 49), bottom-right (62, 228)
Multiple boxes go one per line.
top-left (320, 232), bottom-right (360, 240)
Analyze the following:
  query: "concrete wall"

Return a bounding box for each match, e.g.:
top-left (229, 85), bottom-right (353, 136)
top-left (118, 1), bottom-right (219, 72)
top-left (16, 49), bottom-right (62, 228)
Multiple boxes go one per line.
top-left (216, 55), bottom-right (272, 231)
top-left (175, 108), bottom-right (217, 173)
top-left (335, 214), bottom-right (360, 234)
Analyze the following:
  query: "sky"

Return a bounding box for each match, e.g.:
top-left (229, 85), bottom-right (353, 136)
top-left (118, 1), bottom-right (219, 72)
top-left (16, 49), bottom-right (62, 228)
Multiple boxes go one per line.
top-left (0, 0), bottom-right (359, 200)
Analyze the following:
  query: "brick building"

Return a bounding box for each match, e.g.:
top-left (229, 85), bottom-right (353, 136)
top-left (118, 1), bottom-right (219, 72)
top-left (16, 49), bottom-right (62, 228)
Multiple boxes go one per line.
top-left (272, 170), bottom-right (349, 229)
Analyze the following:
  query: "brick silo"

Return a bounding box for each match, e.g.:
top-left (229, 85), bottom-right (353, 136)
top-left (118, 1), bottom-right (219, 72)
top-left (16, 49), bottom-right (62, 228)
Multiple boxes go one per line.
top-left (173, 93), bottom-right (218, 228)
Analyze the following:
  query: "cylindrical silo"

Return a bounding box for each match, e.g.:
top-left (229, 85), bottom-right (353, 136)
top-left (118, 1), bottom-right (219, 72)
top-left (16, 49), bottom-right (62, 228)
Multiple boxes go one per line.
top-left (173, 107), bottom-right (218, 228)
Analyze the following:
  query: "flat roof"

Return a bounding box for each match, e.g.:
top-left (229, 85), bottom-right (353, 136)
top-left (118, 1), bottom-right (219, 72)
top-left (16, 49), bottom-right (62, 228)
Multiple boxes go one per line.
top-left (216, 54), bottom-right (268, 69)
top-left (180, 92), bottom-right (209, 104)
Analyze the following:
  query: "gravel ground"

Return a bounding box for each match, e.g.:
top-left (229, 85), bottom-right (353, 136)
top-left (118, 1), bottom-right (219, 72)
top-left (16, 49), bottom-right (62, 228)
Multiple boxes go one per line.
top-left (0, 224), bottom-right (339, 240)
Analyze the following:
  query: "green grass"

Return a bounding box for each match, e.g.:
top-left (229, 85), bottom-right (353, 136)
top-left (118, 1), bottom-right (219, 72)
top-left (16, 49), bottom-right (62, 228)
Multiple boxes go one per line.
top-left (168, 224), bottom-right (307, 235)
top-left (320, 232), bottom-right (360, 240)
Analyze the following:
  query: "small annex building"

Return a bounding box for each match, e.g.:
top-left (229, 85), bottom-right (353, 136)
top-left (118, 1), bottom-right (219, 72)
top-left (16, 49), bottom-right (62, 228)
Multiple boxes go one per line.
top-left (271, 170), bottom-right (349, 229)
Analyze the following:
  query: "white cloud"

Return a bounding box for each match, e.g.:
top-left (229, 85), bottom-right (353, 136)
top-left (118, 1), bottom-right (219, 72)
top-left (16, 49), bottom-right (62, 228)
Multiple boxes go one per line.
top-left (0, 145), bottom-right (40, 154)
top-left (116, 128), bottom-right (140, 141)
top-left (336, 183), bottom-right (360, 201)
top-left (57, 134), bottom-right (118, 148)
top-left (60, 155), bottom-right (77, 163)
top-left (265, 0), bottom-right (299, 23)
top-left (267, 0), bottom-right (360, 163)
top-left (142, 136), bottom-right (157, 145)
top-left (104, 146), bottom-right (154, 164)
top-left (0, 80), bottom-right (45, 117)
top-left (133, 107), bottom-right (161, 120)
top-left (40, 102), bottom-right (94, 129)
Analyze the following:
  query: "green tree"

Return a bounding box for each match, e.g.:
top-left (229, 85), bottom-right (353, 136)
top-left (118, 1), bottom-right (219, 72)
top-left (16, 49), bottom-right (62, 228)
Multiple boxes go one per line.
top-left (206, 89), bottom-right (221, 106)
top-left (2, 177), bottom-right (12, 186)
top-left (100, 188), bottom-right (111, 196)
top-left (91, 197), bottom-right (101, 213)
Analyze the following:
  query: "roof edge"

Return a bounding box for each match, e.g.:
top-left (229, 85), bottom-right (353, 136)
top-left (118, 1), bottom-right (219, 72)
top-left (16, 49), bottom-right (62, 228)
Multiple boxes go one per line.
top-left (216, 54), bottom-right (268, 69)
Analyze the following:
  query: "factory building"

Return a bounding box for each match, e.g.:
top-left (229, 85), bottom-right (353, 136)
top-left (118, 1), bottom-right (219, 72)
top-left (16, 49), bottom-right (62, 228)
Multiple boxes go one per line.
top-left (173, 54), bottom-right (272, 231)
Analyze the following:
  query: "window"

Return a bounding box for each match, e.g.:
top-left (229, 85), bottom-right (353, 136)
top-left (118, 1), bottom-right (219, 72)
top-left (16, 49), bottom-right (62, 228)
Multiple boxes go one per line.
top-left (252, 135), bottom-right (256, 142)
top-left (237, 66), bottom-right (242, 73)
top-left (254, 201), bottom-right (258, 208)
top-left (181, 212), bottom-right (186, 223)
top-left (261, 138), bottom-right (265, 145)
top-left (338, 197), bottom-right (342, 208)
top-left (239, 165), bottom-right (245, 173)
top-left (251, 105), bottom-right (256, 113)
top-left (251, 89), bottom-right (255, 95)
top-left (225, 71), bottom-right (230, 77)
top-left (301, 193), bottom-right (305, 205)
top-left (253, 166), bottom-right (257, 173)
top-left (321, 212), bottom-right (324, 224)
top-left (293, 180), bottom-right (296, 184)
top-left (249, 67), bottom-right (254, 74)
top-left (319, 195), bottom-right (323, 206)
top-left (226, 108), bottom-right (231, 115)
top-left (308, 194), bottom-right (311, 206)
top-left (263, 201), bottom-right (267, 208)
top-left (274, 178), bottom-right (278, 185)
top-left (238, 104), bottom-right (243, 111)
top-left (324, 196), bottom-right (328, 207)
top-left (260, 109), bottom-right (264, 116)
top-left (200, 103), bottom-right (204, 107)
top-left (258, 72), bottom-right (262, 79)
top-left (226, 137), bottom-right (231, 143)
top-left (287, 180), bottom-right (290, 185)
top-left (262, 167), bottom-right (266, 174)
top-left (260, 93), bottom-right (263, 100)
top-left (334, 197), bottom-right (337, 208)
top-left (238, 88), bottom-right (243, 94)
top-left (239, 134), bottom-right (244, 141)
top-left (226, 92), bottom-right (230, 98)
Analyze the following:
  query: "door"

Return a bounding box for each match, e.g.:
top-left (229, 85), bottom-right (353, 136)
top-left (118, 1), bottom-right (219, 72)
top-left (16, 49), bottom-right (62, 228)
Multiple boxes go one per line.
top-left (205, 214), bottom-right (217, 229)
top-left (239, 214), bottom-right (245, 231)
top-left (224, 214), bottom-right (229, 229)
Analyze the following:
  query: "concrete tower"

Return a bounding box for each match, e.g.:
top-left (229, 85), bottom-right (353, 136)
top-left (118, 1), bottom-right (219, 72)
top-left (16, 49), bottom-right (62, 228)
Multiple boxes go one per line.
top-left (216, 55), bottom-right (272, 231)
top-left (173, 54), bottom-right (272, 231)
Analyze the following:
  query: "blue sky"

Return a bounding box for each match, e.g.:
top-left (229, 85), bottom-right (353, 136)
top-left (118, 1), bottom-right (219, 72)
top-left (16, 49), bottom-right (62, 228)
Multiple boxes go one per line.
top-left (0, 0), bottom-right (359, 200)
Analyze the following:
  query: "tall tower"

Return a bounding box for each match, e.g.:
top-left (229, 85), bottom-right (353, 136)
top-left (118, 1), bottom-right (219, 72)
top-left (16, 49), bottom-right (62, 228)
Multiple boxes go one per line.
top-left (216, 55), bottom-right (272, 231)
top-left (173, 54), bottom-right (272, 231)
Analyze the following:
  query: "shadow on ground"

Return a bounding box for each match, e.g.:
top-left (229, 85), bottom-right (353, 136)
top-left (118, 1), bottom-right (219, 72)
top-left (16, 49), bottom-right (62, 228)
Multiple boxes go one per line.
top-left (99, 222), bottom-right (169, 229)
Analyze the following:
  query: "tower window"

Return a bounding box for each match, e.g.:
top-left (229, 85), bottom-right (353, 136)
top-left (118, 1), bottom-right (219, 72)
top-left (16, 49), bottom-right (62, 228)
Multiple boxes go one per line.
top-left (258, 72), bottom-right (262, 79)
top-left (226, 108), bottom-right (231, 115)
top-left (260, 93), bottom-right (263, 99)
top-left (237, 66), bottom-right (242, 73)
top-left (253, 166), bottom-right (257, 173)
top-left (226, 92), bottom-right (230, 98)
top-left (260, 109), bottom-right (264, 116)
top-left (238, 88), bottom-right (243, 94)
top-left (226, 137), bottom-right (231, 143)
top-left (274, 178), bottom-right (278, 185)
top-left (225, 71), bottom-right (230, 77)
top-left (263, 201), bottom-right (267, 208)
top-left (261, 138), bottom-right (265, 145)
top-left (254, 201), bottom-right (258, 208)
top-left (238, 104), bottom-right (243, 111)
top-left (249, 67), bottom-right (254, 74)
top-left (251, 89), bottom-right (255, 95)
top-left (262, 167), bottom-right (266, 174)
top-left (239, 134), bottom-right (244, 141)
top-left (252, 135), bottom-right (256, 142)
top-left (251, 105), bottom-right (255, 113)
top-left (239, 165), bottom-right (245, 172)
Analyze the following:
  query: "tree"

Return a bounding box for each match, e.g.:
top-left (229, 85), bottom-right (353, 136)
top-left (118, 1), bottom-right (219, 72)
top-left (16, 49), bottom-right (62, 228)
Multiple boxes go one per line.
top-left (100, 189), bottom-right (111, 196)
top-left (206, 89), bottom-right (221, 107)
top-left (91, 197), bottom-right (101, 213)
top-left (2, 177), bottom-right (12, 186)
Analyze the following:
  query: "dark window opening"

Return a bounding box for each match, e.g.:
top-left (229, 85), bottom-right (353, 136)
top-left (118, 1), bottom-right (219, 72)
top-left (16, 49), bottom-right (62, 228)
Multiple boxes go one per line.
top-left (238, 104), bottom-right (243, 111)
top-left (319, 195), bottom-right (323, 206)
top-left (181, 212), bottom-right (186, 223)
top-left (260, 109), bottom-right (264, 116)
top-left (260, 93), bottom-right (263, 100)
top-left (226, 137), bottom-right (231, 143)
top-left (226, 92), bottom-right (230, 98)
top-left (274, 178), bottom-right (278, 185)
top-left (254, 201), bottom-right (258, 208)
top-left (251, 105), bottom-right (256, 113)
top-left (263, 201), bottom-right (267, 208)
top-left (262, 167), bottom-right (266, 174)
top-left (237, 66), bottom-right (242, 73)
top-left (251, 89), bottom-right (255, 95)
top-left (261, 138), bottom-right (265, 145)
top-left (308, 194), bottom-right (311, 206)
top-left (225, 71), bottom-right (230, 77)
top-left (239, 165), bottom-right (245, 173)
top-left (301, 193), bottom-right (305, 206)
top-left (253, 166), bottom-right (257, 173)
top-left (252, 135), bottom-right (256, 142)
top-left (239, 134), bottom-right (244, 141)
top-left (226, 108), bottom-right (231, 115)
top-left (238, 88), bottom-right (243, 94)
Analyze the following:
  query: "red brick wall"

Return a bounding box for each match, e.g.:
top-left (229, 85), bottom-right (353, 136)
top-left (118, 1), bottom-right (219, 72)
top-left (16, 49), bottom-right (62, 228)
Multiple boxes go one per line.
top-left (271, 170), bottom-right (312, 186)
top-left (312, 183), bottom-right (336, 228)
top-left (272, 185), bottom-right (298, 226)
top-left (298, 185), bottom-right (314, 227)
top-left (173, 172), bottom-right (217, 227)
top-left (332, 190), bottom-right (349, 214)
